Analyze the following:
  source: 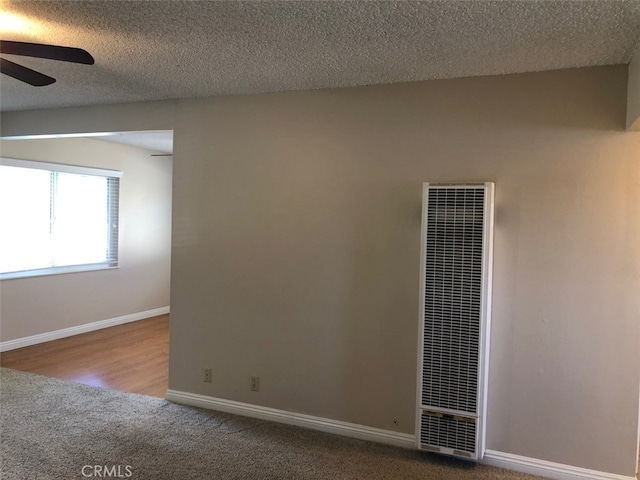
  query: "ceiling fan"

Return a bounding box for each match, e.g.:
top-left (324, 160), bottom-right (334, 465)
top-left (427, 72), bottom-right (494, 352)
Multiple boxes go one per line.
top-left (0, 40), bottom-right (94, 87)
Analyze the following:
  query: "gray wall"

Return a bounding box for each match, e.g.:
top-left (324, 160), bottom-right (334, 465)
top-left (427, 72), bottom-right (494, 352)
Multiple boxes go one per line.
top-left (0, 137), bottom-right (172, 341)
top-left (169, 66), bottom-right (639, 476)
top-left (1, 100), bottom-right (175, 138)
top-left (2, 66), bottom-right (638, 477)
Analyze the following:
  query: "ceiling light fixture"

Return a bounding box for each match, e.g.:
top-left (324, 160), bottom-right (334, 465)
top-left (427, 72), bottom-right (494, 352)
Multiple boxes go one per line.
top-left (0, 11), bottom-right (37, 35)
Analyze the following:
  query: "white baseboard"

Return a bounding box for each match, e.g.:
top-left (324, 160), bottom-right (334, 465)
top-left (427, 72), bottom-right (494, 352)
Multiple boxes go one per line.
top-left (0, 306), bottom-right (170, 352)
top-left (165, 389), bottom-right (415, 449)
top-left (482, 449), bottom-right (636, 480)
top-left (166, 390), bottom-right (634, 480)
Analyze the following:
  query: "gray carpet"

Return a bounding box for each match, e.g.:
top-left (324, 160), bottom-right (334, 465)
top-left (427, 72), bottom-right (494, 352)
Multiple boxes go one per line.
top-left (0, 368), bottom-right (545, 479)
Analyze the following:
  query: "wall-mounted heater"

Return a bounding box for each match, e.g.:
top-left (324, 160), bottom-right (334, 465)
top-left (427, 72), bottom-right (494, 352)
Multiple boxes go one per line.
top-left (416, 182), bottom-right (494, 460)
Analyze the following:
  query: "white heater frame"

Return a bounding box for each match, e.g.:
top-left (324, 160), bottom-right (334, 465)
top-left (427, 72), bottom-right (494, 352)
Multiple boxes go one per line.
top-left (415, 182), bottom-right (495, 460)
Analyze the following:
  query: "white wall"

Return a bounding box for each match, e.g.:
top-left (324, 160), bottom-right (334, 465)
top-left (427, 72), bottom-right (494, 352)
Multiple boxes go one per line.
top-left (0, 137), bottom-right (172, 342)
top-left (1, 66), bottom-right (638, 478)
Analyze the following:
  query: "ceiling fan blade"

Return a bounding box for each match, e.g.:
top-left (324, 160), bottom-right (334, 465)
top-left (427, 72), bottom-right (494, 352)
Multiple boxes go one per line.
top-left (0, 40), bottom-right (94, 65)
top-left (0, 58), bottom-right (55, 86)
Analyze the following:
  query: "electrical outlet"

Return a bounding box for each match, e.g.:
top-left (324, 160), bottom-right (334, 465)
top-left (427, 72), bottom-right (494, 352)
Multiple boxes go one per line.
top-left (250, 376), bottom-right (260, 392)
top-left (204, 368), bottom-right (212, 383)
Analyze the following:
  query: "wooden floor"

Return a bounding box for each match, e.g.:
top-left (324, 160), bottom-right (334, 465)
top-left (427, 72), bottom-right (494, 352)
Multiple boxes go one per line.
top-left (0, 315), bottom-right (169, 398)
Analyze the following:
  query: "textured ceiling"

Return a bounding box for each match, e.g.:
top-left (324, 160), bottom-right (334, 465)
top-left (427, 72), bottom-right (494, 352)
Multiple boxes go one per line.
top-left (1, 0), bottom-right (640, 112)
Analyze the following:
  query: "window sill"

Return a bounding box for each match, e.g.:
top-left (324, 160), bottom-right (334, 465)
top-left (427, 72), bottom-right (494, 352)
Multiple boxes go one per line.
top-left (0, 264), bottom-right (118, 281)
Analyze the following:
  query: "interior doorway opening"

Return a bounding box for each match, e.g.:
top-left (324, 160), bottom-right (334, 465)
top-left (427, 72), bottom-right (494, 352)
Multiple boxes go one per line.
top-left (0, 130), bottom-right (173, 398)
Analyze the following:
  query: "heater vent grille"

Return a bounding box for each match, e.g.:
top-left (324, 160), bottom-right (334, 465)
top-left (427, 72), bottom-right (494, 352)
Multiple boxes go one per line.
top-left (421, 187), bottom-right (485, 414)
top-left (420, 411), bottom-right (477, 455)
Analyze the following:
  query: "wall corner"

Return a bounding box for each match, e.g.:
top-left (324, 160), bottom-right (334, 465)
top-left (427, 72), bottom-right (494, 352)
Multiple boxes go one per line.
top-left (626, 43), bottom-right (640, 131)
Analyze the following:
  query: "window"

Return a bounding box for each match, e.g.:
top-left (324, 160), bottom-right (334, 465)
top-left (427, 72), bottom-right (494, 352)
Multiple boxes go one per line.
top-left (0, 158), bottom-right (121, 279)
